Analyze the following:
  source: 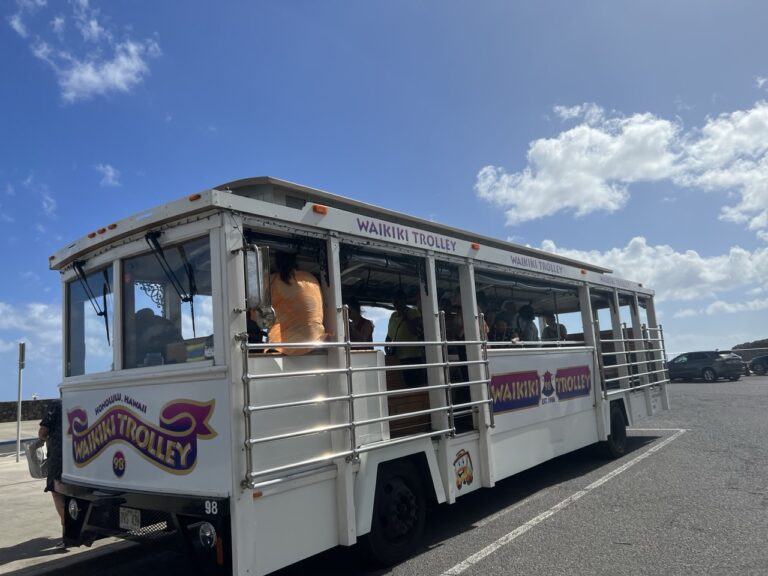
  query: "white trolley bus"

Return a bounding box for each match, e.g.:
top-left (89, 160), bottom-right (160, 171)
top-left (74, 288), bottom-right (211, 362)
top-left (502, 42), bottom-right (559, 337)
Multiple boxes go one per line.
top-left (51, 177), bottom-right (670, 575)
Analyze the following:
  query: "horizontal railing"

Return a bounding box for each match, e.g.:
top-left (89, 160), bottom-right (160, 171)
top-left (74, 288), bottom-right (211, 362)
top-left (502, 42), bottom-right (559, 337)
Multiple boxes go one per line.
top-left (241, 308), bottom-right (493, 488)
top-left (598, 325), bottom-right (668, 395)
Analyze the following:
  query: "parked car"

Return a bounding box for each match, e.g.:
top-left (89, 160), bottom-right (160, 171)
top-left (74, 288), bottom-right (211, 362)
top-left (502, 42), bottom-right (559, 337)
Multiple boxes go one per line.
top-left (749, 355), bottom-right (768, 376)
top-left (667, 351), bottom-right (744, 382)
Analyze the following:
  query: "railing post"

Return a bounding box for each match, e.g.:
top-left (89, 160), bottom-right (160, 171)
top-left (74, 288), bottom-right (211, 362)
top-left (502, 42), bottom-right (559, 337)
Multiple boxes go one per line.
top-left (479, 313), bottom-right (494, 429)
top-left (439, 310), bottom-right (455, 434)
top-left (237, 332), bottom-right (253, 489)
top-left (341, 305), bottom-right (358, 460)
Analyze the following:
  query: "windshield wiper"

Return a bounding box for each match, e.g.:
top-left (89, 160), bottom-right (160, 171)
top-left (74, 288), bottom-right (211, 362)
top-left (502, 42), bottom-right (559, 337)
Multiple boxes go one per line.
top-left (73, 261), bottom-right (111, 346)
top-left (145, 231), bottom-right (197, 337)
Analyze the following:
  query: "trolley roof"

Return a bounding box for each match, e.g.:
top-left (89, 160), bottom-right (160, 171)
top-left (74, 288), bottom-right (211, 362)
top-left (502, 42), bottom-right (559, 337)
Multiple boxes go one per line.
top-left (49, 177), bottom-right (649, 295)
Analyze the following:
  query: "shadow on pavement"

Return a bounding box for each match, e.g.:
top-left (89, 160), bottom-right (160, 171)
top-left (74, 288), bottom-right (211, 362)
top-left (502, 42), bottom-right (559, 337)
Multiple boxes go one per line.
top-left (0, 537), bottom-right (69, 564)
top-left (271, 432), bottom-right (666, 575)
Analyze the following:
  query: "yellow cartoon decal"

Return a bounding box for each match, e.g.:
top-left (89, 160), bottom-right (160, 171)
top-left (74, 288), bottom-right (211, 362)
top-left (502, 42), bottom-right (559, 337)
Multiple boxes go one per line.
top-left (453, 449), bottom-right (474, 490)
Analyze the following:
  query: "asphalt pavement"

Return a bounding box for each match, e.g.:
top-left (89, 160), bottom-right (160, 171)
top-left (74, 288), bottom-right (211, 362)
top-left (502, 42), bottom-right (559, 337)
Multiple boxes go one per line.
top-left (0, 421), bottom-right (129, 575)
top-left (3, 376), bottom-right (768, 576)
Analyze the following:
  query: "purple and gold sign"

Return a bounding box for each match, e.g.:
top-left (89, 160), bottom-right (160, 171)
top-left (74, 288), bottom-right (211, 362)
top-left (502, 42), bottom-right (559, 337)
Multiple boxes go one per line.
top-left (490, 371), bottom-right (541, 413)
top-left (67, 399), bottom-right (216, 474)
top-left (555, 366), bottom-right (591, 400)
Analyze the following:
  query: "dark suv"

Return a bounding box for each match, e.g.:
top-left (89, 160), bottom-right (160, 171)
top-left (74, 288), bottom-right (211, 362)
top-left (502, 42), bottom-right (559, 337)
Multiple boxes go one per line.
top-left (749, 355), bottom-right (768, 376)
top-left (667, 351), bottom-right (744, 382)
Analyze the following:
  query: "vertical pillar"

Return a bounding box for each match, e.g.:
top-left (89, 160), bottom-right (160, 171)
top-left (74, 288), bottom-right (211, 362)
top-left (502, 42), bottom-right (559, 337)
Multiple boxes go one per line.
top-left (579, 285), bottom-right (606, 441)
top-left (459, 263), bottom-right (495, 487)
top-left (326, 235), bottom-right (357, 546)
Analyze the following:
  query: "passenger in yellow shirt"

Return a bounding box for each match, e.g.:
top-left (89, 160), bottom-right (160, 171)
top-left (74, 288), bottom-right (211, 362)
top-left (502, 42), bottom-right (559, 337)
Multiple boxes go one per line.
top-left (386, 289), bottom-right (426, 387)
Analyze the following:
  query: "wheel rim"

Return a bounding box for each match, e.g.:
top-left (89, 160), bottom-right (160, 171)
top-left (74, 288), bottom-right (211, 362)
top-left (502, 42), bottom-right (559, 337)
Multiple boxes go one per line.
top-left (703, 369), bottom-right (715, 382)
top-left (378, 477), bottom-right (418, 543)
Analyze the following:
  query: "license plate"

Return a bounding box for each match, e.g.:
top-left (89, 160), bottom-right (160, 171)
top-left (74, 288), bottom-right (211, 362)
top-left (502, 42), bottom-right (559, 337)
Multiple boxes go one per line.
top-left (119, 507), bottom-right (141, 531)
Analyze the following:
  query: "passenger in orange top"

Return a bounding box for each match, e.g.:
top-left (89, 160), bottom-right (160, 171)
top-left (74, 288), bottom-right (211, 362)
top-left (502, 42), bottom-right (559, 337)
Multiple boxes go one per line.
top-left (266, 252), bottom-right (325, 355)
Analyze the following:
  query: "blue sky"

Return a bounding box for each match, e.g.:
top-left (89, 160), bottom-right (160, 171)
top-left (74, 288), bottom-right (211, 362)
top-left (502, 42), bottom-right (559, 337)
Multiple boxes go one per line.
top-left (2, 0), bottom-right (768, 400)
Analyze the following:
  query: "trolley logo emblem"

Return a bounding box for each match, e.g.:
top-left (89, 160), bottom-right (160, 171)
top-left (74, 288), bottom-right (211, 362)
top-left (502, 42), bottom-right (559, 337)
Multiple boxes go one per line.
top-left (453, 449), bottom-right (474, 490)
top-left (490, 365), bottom-right (592, 413)
top-left (66, 399), bottom-right (216, 474)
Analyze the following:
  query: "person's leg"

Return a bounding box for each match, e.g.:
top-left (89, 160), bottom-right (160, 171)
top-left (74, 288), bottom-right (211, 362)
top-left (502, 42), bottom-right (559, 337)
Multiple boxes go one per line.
top-left (51, 480), bottom-right (68, 549)
top-left (52, 491), bottom-right (66, 526)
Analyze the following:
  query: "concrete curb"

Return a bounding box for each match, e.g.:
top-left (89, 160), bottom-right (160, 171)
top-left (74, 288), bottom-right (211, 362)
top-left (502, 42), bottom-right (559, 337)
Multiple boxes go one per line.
top-left (0, 437), bottom-right (35, 447)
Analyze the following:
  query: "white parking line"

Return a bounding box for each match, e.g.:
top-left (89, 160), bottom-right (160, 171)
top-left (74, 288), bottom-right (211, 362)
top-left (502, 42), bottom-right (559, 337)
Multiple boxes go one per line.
top-left (441, 429), bottom-right (687, 576)
top-left (472, 488), bottom-right (553, 529)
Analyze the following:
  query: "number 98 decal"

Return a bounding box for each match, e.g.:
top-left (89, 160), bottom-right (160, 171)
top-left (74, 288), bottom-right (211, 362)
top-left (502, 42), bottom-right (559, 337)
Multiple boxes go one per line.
top-left (112, 451), bottom-right (126, 477)
top-left (204, 500), bottom-right (219, 515)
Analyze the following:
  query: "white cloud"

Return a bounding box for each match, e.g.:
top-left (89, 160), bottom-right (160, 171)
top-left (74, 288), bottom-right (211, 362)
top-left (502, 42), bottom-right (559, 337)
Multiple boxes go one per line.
top-left (540, 236), bottom-right (768, 303)
top-left (0, 205), bottom-right (13, 223)
top-left (705, 298), bottom-right (768, 315)
top-left (8, 1), bottom-right (160, 103)
top-left (553, 103), bottom-right (605, 124)
top-left (673, 308), bottom-right (698, 318)
top-left (0, 301), bottom-right (61, 357)
top-left (8, 13), bottom-right (28, 36)
top-left (42, 191), bottom-right (56, 217)
top-left (21, 175), bottom-right (57, 219)
top-left (58, 39), bottom-right (160, 103)
top-left (95, 163), bottom-right (121, 187)
top-left (757, 76), bottom-right (767, 90)
top-left (476, 101), bottom-right (768, 239)
top-left (50, 15), bottom-right (64, 34)
top-left (0, 339), bottom-right (16, 353)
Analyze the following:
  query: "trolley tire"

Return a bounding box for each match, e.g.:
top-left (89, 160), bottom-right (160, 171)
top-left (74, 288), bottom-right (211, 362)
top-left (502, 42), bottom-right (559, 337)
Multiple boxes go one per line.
top-left (702, 368), bottom-right (717, 382)
top-left (364, 461), bottom-right (427, 566)
top-left (602, 403), bottom-right (627, 459)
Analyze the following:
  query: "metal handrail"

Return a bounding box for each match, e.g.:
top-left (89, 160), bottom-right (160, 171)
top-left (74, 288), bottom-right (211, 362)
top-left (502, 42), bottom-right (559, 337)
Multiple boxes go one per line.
top-left (245, 394), bottom-right (351, 412)
top-left (488, 342), bottom-right (590, 349)
top-left (247, 451), bottom-right (355, 483)
top-left (605, 380), bottom-right (668, 397)
top-left (241, 309), bottom-right (492, 485)
top-left (248, 422), bottom-right (352, 445)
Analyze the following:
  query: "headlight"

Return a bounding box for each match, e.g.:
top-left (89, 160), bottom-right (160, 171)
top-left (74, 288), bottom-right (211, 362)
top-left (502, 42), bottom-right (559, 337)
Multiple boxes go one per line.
top-left (198, 522), bottom-right (217, 548)
top-left (67, 499), bottom-right (81, 520)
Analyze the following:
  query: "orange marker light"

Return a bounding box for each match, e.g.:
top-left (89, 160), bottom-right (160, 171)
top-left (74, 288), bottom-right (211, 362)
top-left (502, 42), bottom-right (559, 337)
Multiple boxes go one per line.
top-left (312, 204), bottom-right (328, 215)
top-left (48, 255), bottom-right (56, 261)
top-left (107, 223), bottom-right (117, 230)
top-left (471, 243), bottom-right (480, 250)
top-left (88, 232), bottom-right (97, 238)
top-left (97, 228), bottom-right (106, 234)
top-left (252, 490), bottom-right (263, 499)
top-left (188, 193), bottom-right (202, 201)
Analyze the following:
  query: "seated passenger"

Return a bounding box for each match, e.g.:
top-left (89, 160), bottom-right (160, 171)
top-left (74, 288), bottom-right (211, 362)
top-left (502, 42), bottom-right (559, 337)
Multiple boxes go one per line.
top-left (267, 252), bottom-right (325, 355)
top-left (134, 308), bottom-right (186, 365)
top-left (488, 317), bottom-right (516, 342)
top-left (347, 297), bottom-right (374, 345)
top-left (542, 314), bottom-right (568, 341)
top-left (517, 304), bottom-right (539, 343)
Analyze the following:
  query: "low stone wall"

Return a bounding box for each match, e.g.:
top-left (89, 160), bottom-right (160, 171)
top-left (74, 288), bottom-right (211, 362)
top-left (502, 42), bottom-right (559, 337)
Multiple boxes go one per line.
top-left (0, 400), bottom-right (53, 423)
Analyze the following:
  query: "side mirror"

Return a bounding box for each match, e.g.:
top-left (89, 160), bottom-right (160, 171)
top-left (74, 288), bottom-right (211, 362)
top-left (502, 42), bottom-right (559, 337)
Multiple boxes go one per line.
top-left (244, 245), bottom-right (276, 329)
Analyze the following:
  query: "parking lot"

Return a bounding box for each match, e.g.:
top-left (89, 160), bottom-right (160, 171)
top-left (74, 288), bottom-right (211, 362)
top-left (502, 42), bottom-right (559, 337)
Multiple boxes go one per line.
top-left (3, 376), bottom-right (768, 576)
